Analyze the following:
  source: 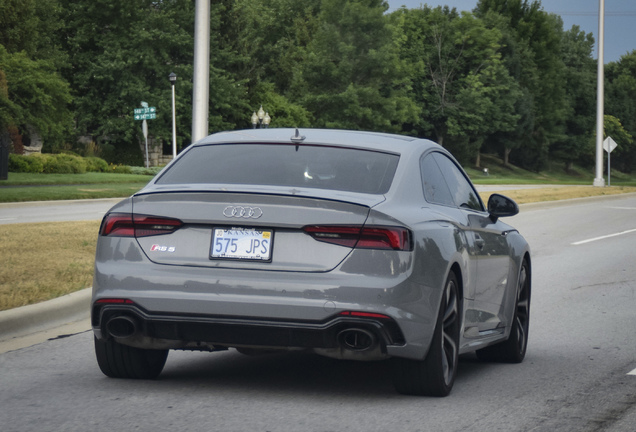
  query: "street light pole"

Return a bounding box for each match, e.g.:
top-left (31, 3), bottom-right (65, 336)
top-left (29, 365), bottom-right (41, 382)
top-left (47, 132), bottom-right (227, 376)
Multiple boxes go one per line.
top-left (169, 72), bottom-right (177, 159)
top-left (593, 0), bottom-right (606, 187)
top-left (192, 0), bottom-right (210, 142)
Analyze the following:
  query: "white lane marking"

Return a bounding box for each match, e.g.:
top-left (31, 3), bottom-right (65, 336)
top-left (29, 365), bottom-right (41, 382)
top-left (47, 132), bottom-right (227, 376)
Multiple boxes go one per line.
top-left (608, 207), bottom-right (636, 210)
top-left (572, 228), bottom-right (636, 245)
top-left (0, 218), bottom-right (17, 221)
top-left (628, 368), bottom-right (636, 376)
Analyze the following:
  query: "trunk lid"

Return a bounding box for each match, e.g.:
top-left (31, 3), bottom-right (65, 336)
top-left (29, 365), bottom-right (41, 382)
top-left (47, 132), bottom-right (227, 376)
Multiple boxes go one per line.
top-left (132, 192), bottom-right (373, 272)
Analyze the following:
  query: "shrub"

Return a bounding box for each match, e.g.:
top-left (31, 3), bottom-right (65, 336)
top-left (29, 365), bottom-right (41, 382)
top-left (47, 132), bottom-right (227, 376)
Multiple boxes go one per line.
top-left (85, 157), bottom-right (109, 172)
top-left (8, 154), bottom-right (44, 173)
top-left (9, 153), bottom-right (118, 174)
top-left (51, 154), bottom-right (87, 174)
top-left (9, 154), bottom-right (29, 172)
top-left (31, 153), bottom-right (53, 170)
top-left (108, 163), bottom-right (132, 174)
top-left (129, 166), bottom-right (162, 176)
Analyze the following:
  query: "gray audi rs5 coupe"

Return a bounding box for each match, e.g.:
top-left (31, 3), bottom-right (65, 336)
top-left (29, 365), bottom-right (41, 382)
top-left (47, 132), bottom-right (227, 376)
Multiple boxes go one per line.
top-left (92, 128), bottom-right (531, 396)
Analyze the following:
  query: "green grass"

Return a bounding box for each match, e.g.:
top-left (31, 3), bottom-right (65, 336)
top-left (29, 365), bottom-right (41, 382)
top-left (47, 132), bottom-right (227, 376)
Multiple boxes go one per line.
top-left (1, 172), bottom-right (152, 185)
top-left (0, 172), bottom-right (151, 202)
top-left (465, 154), bottom-right (636, 186)
top-left (0, 183), bottom-right (149, 202)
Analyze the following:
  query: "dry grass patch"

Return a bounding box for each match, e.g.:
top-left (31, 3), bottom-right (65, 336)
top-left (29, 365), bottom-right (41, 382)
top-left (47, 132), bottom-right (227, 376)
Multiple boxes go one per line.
top-left (0, 220), bottom-right (100, 311)
top-left (479, 186), bottom-right (636, 205)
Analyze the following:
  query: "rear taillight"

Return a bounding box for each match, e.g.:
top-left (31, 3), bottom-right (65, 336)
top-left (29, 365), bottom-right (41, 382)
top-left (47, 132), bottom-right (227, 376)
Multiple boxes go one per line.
top-left (339, 311), bottom-right (392, 319)
top-left (302, 226), bottom-right (361, 247)
top-left (303, 225), bottom-right (411, 251)
top-left (95, 298), bottom-right (135, 305)
top-left (99, 213), bottom-right (183, 237)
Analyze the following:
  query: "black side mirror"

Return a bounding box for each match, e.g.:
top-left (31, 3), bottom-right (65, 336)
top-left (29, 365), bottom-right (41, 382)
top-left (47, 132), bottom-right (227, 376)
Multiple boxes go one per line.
top-left (488, 193), bottom-right (519, 221)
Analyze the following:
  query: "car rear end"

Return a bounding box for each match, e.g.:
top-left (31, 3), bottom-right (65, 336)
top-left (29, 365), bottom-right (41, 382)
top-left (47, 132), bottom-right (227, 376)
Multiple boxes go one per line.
top-left (92, 129), bottom-right (425, 362)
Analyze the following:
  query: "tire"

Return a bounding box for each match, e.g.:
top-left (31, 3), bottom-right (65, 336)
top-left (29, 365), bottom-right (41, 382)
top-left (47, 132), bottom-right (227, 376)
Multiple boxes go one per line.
top-left (476, 258), bottom-right (531, 363)
top-left (392, 271), bottom-right (461, 397)
top-left (94, 336), bottom-right (168, 379)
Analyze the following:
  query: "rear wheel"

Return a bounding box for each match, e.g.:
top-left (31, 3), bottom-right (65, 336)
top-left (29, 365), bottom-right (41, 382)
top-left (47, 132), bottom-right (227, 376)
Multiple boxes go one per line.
top-left (392, 272), bottom-right (460, 397)
top-left (476, 259), bottom-right (531, 363)
top-left (94, 336), bottom-right (168, 379)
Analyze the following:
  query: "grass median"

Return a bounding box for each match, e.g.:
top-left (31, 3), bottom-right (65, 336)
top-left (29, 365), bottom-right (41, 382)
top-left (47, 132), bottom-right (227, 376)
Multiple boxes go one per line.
top-left (480, 185), bottom-right (636, 204)
top-left (0, 172), bottom-right (151, 203)
top-left (2, 185), bottom-right (636, 311)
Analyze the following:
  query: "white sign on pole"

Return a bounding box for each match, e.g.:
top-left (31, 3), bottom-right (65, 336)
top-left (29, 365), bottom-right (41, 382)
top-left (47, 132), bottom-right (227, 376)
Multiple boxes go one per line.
top-left (603, 136), bottom-right (617, 153)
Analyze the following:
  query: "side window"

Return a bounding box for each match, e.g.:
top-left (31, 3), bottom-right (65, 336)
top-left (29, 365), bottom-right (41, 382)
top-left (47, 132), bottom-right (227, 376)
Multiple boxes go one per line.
top-left (432, 153), bottom-right (484, 211)
top-left (420, 154), bottom-right (454, 206)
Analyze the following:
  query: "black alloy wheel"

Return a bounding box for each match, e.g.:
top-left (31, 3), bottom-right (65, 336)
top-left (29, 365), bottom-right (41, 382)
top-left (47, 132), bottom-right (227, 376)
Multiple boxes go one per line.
top-left (392, 271), bottom-right (461, 397)
top-left (476, 258), bottom-right (531, 363)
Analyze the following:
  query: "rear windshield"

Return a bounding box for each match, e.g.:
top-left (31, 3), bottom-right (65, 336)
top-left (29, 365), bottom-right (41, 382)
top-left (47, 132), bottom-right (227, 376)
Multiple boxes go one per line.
top-left (156, 143), bottom-right (399, 194)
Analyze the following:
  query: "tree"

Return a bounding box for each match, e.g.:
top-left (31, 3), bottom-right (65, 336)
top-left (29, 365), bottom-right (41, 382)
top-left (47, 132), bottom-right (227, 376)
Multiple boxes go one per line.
top-left (550, 24), bottom-right (596, 172)
top-left (291, 0), bottom-right (416, 132)
top-left (0, 46), bottom-right (72, 150)
top-left (58, 0), bottom-right (252, 162)
top-left (217, 0), bottom-right (318, 127)
top-left (603, 116), bottom-right (634, 173)
top-left (605, 50), bottom-right (636, 172)
top-left (0, 0), bottom-right (71, 151)
top-left (393, 6), bottom-right (520, 164)
top-left (0, 0), bottom-right (66, 65)
top-left (475, 0), bottom-right (567, 171)
top-left (59, 0), bottom-right (193, 160)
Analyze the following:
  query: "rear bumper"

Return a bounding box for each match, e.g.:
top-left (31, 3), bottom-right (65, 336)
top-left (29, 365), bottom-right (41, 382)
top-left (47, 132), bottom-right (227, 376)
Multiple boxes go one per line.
top-left (92, 302), bottom-right (405, 360)
top-left (93, 239), bottom-right (442, 360)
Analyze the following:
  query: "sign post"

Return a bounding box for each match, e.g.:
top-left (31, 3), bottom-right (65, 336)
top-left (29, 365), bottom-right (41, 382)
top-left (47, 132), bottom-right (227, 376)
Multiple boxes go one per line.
top-left (142, 119), bottom-right (149, 168)
top-left (133, 102), bottom-right (156, 168)
top-left (603, 136), bottom-right (617, 186)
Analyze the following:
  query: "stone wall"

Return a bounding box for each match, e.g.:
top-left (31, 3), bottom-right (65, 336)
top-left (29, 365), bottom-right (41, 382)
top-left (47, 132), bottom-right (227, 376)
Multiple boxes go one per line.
top-left (140, 138), bottom-right (174, 167)
top-left (22, 125), bottom-right (43, 155)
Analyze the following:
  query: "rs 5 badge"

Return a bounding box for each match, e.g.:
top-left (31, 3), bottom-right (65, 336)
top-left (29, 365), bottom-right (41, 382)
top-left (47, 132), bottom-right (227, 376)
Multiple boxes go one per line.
top-left (150, 244), bottom-right (176, 253)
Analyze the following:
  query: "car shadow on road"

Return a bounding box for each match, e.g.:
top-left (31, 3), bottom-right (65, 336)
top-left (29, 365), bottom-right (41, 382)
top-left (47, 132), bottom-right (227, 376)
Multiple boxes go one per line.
top-left (157, 349), bottom-right (496, 398)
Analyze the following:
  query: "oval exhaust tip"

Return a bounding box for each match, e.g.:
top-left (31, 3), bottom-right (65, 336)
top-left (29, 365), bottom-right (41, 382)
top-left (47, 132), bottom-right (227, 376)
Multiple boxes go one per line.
top-left (337, 328), bottom-right (376, 351)
top-left (106, 316), bottom-right (137, 339)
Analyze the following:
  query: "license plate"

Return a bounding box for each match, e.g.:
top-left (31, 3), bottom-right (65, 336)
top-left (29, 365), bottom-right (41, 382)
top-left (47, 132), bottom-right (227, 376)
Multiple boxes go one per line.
top-left (210, 228), bottom-right (273, 261)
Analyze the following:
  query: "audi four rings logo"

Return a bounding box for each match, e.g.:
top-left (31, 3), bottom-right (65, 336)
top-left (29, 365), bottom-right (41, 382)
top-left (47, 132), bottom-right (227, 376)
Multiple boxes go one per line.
top-left (223, 206), bottom-right (263, 219)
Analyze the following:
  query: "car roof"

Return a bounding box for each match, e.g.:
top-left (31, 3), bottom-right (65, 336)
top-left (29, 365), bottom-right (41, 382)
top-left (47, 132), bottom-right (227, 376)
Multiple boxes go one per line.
top-left (197, 128), bottom-right (441, 156)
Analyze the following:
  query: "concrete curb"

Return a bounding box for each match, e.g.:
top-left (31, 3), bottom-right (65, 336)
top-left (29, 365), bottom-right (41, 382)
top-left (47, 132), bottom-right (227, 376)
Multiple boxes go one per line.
top-left (0, 288), bottom-right (91, 342)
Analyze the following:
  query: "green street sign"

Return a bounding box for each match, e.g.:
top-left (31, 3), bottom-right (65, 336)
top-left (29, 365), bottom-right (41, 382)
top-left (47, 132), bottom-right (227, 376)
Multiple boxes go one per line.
top-left (134, 113), bottom-right (156, 120)
top-left (134, 106), bottom-right (156, 115)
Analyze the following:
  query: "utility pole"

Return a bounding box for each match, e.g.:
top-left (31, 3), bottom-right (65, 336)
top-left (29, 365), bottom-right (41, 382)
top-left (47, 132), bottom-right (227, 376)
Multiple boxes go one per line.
top-left (192, 0), bottom-right (210, 143)
top-left (593, 0), bottom-right (606, 187)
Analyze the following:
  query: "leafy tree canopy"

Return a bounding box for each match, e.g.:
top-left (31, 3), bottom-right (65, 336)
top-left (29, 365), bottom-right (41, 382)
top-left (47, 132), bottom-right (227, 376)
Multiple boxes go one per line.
top-left (0, 46), bottom-right (72, 145)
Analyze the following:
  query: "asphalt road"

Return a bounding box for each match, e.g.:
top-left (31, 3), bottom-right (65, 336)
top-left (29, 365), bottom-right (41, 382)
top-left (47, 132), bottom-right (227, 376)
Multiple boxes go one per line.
top-left (0, 198), bottom-right (121, 224)
top-left (1, 194), bottom-right (636, 431)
